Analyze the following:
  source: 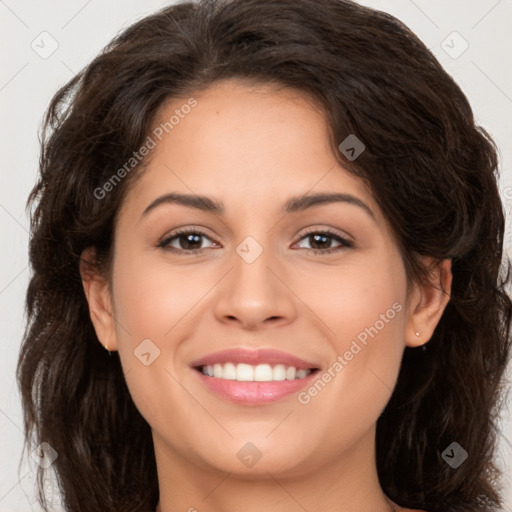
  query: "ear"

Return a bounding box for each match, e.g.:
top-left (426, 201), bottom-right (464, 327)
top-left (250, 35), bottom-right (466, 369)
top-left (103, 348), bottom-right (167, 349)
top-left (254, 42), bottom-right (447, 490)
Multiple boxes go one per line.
top-left (405, 258), bottom-right (452, 347)
top-left (80, 247), bottom-right (118, 351)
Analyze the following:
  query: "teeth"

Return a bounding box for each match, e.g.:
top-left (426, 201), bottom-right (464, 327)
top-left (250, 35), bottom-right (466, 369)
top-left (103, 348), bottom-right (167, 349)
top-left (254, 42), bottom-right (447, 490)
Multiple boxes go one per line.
top-left (286, 366), bottom-right (296, 380)
top-left (273, 364), bottom-right (286, 381)
top-left (213, 364), bottom-right (223, 378)
top-left (223, 362), bottom-right (237, 380)
top-left (201, 363), bottom-right (312, 381)
top-left (254, 364), bottom-right (273, 381)
top-left (237, 363), bottom-right (254, 381)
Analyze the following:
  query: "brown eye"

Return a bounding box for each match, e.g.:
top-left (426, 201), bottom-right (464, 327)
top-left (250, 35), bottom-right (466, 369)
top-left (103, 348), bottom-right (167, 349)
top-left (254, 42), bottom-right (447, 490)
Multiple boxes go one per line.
top-left (295, 229), bottom-right (353, 254)
top-left (157, 229), bottom-right (218, 254)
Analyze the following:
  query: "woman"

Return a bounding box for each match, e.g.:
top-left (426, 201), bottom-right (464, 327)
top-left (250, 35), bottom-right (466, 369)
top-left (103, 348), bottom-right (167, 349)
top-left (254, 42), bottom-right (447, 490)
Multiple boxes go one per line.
top-left (17, 0), bottom-right (511, 511)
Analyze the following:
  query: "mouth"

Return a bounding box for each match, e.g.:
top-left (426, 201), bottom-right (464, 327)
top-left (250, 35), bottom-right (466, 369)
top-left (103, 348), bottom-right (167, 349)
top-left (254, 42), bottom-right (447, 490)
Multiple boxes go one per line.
top-left (190, 348), bottom-right (320, 404)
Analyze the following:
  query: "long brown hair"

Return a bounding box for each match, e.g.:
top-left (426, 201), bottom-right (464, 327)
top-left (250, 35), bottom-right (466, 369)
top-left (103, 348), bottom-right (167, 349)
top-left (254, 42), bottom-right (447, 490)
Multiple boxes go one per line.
top-left (18, 0), bottom-right (511, 511)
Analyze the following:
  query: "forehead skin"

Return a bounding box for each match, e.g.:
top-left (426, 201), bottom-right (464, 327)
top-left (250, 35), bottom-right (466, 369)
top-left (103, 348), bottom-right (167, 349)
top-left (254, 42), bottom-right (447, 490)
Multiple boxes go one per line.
top-left (117, 79), bottom-right (397, 254)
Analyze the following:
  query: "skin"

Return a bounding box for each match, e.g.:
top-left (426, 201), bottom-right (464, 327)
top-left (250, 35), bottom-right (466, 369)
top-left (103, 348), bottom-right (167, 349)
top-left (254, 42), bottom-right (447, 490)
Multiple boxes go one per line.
top-left (81, 79), bottom-right (451, 512)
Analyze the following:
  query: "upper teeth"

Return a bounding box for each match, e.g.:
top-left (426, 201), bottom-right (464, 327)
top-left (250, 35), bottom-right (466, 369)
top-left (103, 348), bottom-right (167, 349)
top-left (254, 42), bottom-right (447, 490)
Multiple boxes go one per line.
top-left (201, 363), bottom-right (312, 381)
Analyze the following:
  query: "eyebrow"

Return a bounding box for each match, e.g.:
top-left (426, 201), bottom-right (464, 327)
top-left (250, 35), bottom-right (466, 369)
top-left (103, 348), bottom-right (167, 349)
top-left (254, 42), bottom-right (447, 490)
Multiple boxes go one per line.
top-left (141, 192), bottom-right (375, 220)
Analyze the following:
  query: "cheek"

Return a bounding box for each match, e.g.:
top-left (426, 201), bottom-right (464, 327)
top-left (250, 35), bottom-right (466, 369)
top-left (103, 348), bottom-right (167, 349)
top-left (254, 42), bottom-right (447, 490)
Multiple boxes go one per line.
top-left (294, 252), bottom-right (407, 409)
top-left (295, 253), bottom-right (407, 348)
top-left (108, 254), bottom-right (201, 431)
top-left (111, 251), bottom-right (205, 342)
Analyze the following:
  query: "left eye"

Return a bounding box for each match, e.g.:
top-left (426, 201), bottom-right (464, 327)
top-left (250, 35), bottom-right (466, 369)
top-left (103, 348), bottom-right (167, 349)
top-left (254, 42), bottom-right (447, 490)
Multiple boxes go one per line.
top-left (294, 231), bottom-right (353, 253)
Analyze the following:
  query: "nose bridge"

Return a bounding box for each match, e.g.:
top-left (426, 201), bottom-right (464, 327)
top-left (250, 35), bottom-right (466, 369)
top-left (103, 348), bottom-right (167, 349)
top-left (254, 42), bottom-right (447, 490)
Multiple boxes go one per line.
top-left (214, 231), bottom-right (295, 327)
top-left (231, 233), bottom-right (277, 300)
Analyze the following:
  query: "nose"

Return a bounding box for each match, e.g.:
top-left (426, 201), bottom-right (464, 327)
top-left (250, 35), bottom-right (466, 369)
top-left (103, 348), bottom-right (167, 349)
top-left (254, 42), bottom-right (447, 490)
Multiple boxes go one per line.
top-left (214, 239), bottom-right (297, 331)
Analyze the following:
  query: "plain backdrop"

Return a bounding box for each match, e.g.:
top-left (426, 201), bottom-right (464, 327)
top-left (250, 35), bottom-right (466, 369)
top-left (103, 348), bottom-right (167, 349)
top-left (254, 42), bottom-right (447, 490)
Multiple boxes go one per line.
top-left (1, 0), bottom-right (511, 510)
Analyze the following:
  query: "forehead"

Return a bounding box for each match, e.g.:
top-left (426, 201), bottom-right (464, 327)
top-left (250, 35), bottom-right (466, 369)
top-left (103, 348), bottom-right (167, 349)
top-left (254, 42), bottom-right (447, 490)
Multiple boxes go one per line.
top-left (119, 79), bottom-right (381, 224)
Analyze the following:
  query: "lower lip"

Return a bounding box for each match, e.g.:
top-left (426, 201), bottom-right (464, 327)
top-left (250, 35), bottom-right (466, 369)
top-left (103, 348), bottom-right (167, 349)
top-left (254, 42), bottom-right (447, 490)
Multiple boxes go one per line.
top-left (194, 370), bottom-right (317, 404)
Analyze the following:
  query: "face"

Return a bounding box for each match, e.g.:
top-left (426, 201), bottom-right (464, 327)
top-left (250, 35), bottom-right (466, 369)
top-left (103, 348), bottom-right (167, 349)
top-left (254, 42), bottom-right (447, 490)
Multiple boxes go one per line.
top-left (84, 79), bottom-right (449, 481)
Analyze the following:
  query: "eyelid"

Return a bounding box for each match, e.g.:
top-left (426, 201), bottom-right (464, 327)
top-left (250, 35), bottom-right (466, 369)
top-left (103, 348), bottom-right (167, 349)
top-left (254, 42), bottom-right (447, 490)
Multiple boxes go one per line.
top-left (297, 225), bottom-right (354, 243)
top-left (157, 226), bottom-right (218, 249)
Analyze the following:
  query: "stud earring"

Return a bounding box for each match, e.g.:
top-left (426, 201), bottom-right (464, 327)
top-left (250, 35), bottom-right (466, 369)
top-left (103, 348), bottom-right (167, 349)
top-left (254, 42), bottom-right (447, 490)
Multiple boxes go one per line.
top-left (415, 331), bottom-right (428, 353)
top-left (104, 343), bottom-right (111, 356)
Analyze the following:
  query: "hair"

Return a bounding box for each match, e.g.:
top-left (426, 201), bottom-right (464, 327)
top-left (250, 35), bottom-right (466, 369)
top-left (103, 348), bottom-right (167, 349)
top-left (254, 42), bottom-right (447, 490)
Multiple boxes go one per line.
top-left (17, 0), bottom-right (512, 511)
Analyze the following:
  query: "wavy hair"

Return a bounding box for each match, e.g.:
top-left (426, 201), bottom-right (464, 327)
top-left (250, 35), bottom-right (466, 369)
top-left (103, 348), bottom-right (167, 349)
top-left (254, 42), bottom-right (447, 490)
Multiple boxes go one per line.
top-left (18, 0), bottom-right (512, 511)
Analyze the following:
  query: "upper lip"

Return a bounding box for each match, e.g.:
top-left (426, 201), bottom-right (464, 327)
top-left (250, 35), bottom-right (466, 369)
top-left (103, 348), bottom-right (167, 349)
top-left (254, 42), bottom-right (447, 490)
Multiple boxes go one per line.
top-left (190, 348), bottom-right (320, 370)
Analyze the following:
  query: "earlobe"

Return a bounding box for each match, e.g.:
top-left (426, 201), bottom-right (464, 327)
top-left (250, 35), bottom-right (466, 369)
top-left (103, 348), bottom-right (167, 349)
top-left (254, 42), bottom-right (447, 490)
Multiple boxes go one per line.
top-left (80, 247), bottom-right (118, 352)
top-left (405, 258), bottom-right (452, 348)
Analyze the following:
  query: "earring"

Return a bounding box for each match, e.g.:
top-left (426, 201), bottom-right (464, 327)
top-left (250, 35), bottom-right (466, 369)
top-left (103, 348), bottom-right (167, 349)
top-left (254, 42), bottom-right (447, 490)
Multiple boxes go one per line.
top-left (104, 343), bottom-right (111, 356)
top-left (415, 331), bottom-right (428, 352)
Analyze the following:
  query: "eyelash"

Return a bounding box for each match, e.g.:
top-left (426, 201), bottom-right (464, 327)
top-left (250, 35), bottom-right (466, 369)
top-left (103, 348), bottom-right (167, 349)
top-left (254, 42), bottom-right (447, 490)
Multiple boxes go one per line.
top-left (157, 227), bottom-right (354, 256)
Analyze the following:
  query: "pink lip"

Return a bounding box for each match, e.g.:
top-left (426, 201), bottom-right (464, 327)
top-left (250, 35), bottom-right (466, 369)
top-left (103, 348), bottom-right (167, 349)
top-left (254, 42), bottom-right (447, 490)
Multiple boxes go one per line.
top-left (194, 371), bottom-right (318, 404)
top-left (190, 347), bottom-right (319, 370)
top-left (190, 348), bottom-right (320, 405)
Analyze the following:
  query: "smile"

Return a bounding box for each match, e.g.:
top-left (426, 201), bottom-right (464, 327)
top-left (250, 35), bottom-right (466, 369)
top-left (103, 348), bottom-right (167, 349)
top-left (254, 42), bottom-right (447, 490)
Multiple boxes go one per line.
top-left (191, 348), bottom-right (320, 404)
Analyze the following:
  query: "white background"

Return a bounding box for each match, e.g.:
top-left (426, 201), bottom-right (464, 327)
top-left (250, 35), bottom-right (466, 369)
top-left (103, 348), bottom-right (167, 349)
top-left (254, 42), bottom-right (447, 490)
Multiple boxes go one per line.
top-left (1, 0), bottom-right (511, 510)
